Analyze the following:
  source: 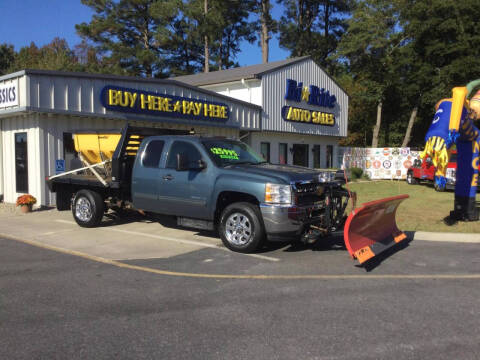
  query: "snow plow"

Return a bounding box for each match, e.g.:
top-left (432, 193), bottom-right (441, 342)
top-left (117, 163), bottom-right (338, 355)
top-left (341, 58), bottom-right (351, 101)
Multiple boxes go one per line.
top-left (343, 194), bottom-right (409, 264)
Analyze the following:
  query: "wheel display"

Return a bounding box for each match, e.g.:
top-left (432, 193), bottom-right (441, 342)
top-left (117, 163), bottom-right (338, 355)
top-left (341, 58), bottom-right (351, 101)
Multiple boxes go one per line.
top-left (72, 190), bottom-right (105, 227)
top-left (218, 202), bottom-right (265, 253)
top-left (406, 172), bottom-right (417, 185)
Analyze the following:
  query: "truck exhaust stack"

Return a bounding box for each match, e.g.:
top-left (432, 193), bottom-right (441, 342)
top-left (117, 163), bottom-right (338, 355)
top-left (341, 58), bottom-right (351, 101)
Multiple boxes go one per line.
top-left (343, 194), bottom-right (409, 264)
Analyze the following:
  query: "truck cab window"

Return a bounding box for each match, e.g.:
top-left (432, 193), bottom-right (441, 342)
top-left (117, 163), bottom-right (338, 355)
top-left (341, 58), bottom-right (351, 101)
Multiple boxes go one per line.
top-left (142, 140), bottom-right (165, 168)
top-left (166, 141), bottom-right (202, 169)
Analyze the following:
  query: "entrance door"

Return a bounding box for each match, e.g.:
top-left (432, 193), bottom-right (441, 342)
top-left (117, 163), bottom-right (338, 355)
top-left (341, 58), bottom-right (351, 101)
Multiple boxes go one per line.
top-left (15, 132), bottom-right (28, 193)
top-left (293, 144), bottom-right (309, 167)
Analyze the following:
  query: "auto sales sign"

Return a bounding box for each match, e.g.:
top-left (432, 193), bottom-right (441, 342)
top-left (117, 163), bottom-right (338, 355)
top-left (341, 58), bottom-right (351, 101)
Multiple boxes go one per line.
top-left (0, 80), bottom-right (19, 108)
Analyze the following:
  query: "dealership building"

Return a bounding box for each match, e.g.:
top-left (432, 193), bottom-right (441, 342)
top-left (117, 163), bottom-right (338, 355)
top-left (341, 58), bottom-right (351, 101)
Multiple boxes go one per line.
top-left (0, 56), bottom-right (348, 206)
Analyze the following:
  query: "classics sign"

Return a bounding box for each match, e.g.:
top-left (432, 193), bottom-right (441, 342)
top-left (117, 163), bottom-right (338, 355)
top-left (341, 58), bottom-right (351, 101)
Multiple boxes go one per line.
top-left (0, 80), bottom-right (19, 108)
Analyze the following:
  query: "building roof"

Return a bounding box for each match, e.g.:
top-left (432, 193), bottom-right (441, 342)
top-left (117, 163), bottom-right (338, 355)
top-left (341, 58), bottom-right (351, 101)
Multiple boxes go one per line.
top-left (173, 56), bottom-right (310, 86)
top-left (0, 69), bottom-right (261, 110)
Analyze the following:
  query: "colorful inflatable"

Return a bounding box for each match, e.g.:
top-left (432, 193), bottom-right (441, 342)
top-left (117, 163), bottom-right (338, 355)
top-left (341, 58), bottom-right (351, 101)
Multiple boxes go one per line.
top-left (421, 80), bottom-right (480, 223)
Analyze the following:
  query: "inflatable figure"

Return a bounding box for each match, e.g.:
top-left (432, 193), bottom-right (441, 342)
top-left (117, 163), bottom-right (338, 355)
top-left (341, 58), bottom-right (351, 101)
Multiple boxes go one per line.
top-left (421, 80), bottom-right (480, 223)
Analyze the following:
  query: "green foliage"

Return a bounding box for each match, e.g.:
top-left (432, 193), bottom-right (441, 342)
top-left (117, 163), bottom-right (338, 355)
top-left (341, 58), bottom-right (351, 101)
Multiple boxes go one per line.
top-left (76, 0), bottom-right (180, 78)
top-left (278, 0), bottom-right (351, 70)
top-left (350, 167), bottom-right (363, 180)
top-left (0, 44), bottom-right (15, 75)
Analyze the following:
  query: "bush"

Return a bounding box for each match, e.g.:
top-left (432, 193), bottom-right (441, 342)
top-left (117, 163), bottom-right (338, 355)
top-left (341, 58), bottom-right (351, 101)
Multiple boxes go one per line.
top-left (350, 167), bottom-right (363, 180)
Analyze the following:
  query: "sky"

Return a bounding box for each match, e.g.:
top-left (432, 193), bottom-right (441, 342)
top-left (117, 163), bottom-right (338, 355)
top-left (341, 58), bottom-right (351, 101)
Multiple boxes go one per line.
top-left (0, 0), bottom-right (290, 67)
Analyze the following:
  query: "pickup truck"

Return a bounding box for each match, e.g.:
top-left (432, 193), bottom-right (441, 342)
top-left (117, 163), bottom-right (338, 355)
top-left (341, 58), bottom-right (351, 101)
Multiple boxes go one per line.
top-left (47, 126), bottom-right (350, 253)
top-left (406, 152), bottom-right (457, 191)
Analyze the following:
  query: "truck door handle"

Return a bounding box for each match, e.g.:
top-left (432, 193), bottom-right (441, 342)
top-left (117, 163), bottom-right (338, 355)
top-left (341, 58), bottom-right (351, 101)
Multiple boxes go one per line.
top-left (163, 175), bottom-right (174, 181)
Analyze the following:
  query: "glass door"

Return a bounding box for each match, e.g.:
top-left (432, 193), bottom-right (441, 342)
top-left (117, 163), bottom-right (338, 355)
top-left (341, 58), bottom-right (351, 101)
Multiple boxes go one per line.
top-left (15, 132), bottom-right (28, 193)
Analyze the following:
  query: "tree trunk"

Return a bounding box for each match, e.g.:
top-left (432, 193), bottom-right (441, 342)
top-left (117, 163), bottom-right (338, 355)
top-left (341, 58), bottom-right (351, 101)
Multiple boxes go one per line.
top-left (402, 106), bottom-right (418, 147)
top-left (260, 0), bottom-right (270, 63)
top-left (371, 101), bottom-right (382, 148)
top-left (204, 0), bottom-right (209, 73)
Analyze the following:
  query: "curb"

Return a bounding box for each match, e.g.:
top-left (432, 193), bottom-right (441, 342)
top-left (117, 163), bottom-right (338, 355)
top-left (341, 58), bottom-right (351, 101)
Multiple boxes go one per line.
top-left (409, 231), bottom-right (480, 243)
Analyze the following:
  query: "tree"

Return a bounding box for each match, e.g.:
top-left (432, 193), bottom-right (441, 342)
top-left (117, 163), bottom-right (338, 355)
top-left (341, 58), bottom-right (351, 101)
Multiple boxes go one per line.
top-left (278, 0), bottom-right (350, 69)
top-left (0, 44), bottom-right (15, 75)
top-left (337, 0), bottom-right (403, 147)
top-left (397, 0), bottom-right (480, 146)
top-left (9, 39), bottom-right (80, 73)
top-left (76, 0), bottom-right (180, 78)
top-left (251, 0), bottom-right (276, 63)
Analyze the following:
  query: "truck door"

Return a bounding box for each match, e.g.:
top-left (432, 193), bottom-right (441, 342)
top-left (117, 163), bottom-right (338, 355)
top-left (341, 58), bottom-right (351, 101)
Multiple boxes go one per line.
top-left (157, 140), bottom-right (212, 219)
top-left (131, 139), bottom-right (165, 212)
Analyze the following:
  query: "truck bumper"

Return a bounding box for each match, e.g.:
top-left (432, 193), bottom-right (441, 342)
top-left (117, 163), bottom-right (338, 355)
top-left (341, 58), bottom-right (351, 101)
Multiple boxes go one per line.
top-left (260, 203), bottom-right (322, 242)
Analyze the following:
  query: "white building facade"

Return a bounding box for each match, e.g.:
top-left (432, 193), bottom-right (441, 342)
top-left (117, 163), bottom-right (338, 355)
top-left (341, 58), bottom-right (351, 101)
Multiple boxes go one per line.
top-left (0, 58), bottom-right (348, 207)
top-left (175, 56), bottom-right (349, 170)
top-left (0, 70), bottom-right (260, 206)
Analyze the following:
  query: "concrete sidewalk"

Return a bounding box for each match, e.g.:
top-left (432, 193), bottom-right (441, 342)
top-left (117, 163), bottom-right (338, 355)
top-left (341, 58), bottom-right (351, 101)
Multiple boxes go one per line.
top-left (0, 205), bottom-right (478, 263)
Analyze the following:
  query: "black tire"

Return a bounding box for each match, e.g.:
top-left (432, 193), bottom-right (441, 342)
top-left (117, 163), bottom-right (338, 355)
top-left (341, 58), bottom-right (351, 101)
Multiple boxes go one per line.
top-left (72, 190), bottom-right (105, 228)
top-left (218, 202), bottom-right (265, 253)
top-left (406, 172), bottom-right (417, 185)
top-left (56, 190), bottom-right (72, 211)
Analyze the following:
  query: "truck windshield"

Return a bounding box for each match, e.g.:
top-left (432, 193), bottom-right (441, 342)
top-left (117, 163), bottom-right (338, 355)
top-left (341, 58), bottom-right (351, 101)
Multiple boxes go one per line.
top-left (202, 139), bottom-right (266, 167)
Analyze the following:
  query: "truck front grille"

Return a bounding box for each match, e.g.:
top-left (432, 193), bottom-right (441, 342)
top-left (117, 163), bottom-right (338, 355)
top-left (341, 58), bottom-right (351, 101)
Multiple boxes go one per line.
top-left (293, 182), bottom-right (325, 206)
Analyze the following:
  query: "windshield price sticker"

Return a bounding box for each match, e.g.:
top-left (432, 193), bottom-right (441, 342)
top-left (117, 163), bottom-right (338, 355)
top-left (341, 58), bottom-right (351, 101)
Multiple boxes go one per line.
top-left (210, 148), bottom-right (239, 160)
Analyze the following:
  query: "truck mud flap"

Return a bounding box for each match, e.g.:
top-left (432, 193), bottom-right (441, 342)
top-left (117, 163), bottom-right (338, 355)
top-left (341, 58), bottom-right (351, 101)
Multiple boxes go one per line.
top-left (343, 194), bottom-right (409, 264)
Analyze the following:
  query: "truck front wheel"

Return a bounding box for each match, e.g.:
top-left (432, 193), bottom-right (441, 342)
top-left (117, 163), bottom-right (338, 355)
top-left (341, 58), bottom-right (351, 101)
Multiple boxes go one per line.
top-left (219, 202), bottom-right (265, 253)
top-left (72, 190), bottom-right (105, 228)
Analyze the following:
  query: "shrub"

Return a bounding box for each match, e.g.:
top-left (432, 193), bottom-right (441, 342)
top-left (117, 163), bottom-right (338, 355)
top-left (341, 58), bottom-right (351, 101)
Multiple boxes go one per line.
top-left (350, 167), bottom-right (363, 180)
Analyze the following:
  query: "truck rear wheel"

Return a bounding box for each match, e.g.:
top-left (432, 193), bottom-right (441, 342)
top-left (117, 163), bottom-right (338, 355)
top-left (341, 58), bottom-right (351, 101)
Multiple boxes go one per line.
top-left (219, 202), bottom-right (265, 253)
top-left (72, 190), bottom-right (105, 228)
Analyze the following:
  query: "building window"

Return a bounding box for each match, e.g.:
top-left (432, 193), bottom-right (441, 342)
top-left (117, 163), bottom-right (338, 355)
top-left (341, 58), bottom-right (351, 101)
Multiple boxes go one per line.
top-left (326, 145), bottom-right (333, 168)
top-left (142, 140), bottom-right (165, 168)
top-left (279, 143), bottom-right (288, 165)
top-left (292, 144), bottom-right (309, 167)
top-left (313, 145), bottom-right (321, 168)
top-left (260, 142), bottom-right (270, 163)
top-left (15, 132), bottom-right (28, 193)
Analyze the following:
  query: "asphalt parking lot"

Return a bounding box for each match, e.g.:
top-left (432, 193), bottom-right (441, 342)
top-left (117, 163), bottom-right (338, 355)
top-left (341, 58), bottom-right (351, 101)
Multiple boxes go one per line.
top-left (1, 208), bottom-right (480, 277)
top-left (1, 209), bottom-right (480, 359)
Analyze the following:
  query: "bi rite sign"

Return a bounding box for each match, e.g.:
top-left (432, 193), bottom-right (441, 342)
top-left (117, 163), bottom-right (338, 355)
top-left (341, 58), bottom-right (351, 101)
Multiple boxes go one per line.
top-left (282, 79), bottom-right (336, 126)
top-left (101, 86), bottom-right (230, 122)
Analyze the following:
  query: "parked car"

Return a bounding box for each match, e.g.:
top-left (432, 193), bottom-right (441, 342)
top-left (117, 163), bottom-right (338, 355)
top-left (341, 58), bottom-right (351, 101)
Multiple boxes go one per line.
top-left (406, 151), bottom-right (457, 191)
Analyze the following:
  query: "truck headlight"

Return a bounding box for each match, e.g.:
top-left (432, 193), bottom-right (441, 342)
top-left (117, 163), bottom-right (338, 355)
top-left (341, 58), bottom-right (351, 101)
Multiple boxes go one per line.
top-left (265, 183), bottom-right (292, 204)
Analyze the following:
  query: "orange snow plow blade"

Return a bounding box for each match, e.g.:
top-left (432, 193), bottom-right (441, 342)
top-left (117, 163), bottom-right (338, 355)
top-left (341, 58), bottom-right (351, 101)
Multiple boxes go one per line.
top-left (344, 194), bottom-right (409, 264)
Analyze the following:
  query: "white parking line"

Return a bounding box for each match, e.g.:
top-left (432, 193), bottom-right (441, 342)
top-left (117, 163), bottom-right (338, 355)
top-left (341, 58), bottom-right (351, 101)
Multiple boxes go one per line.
top-left (54, 220), bottom-right (280, 262)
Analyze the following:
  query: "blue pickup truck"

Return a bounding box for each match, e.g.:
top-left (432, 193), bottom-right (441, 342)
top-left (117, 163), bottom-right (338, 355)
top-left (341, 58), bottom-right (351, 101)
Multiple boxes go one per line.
top-left (47, 126), bottom-right (350, 253)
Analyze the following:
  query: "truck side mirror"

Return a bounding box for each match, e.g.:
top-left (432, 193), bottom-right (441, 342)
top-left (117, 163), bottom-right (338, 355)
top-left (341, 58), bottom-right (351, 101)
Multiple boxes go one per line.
top-left (176, 153), bottom-right (189, 171)
top-left (196, 160), bottom-right (207, 170)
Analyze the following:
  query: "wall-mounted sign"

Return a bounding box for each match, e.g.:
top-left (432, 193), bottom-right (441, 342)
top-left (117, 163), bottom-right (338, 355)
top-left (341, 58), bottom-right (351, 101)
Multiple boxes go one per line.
top-left (0, 80), bottom-right (19, 108)
top-left (281, 106), bottom-right (335, 126)
top-left (284, 79), bottom-right (336, 108)
top-left (100, 86), bottom-right (230, 122)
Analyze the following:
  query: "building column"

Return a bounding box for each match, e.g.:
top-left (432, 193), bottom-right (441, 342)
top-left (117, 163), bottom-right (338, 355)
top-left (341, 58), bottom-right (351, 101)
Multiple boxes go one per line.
top-left (0, 119), bottom-right (3, 201)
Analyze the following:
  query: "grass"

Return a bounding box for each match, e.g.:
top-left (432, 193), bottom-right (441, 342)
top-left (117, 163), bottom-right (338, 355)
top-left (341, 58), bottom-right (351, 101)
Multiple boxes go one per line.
top-left (346, 180), bottom-right (480, 233)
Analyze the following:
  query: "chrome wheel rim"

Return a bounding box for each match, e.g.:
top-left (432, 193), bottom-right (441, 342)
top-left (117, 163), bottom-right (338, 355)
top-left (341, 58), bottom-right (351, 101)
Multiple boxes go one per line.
top-left (75, 197), bottom-right (93, 222)
top-left (225, 212), bottom-right (253, 246)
